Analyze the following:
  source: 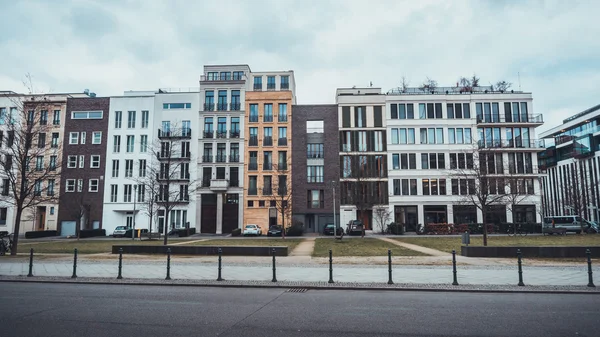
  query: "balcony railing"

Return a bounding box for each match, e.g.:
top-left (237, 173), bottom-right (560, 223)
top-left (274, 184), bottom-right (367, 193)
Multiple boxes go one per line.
top-left (249, 115), bottom-right (258, 123)
top-left (307, 152), bottom-right (324, 159)
top-left (203, 103), bottom-right (214, 111)
top-left (249, 162), bottom-right (258, 170)
top-left (278, 138), bottom-right (288, 146)
top-left (229, 155), bottom-right (239, 162)
top-left (217, 103), bottom-right (228, 111)
top-left (477, 139), bottom-right (545, 149)
top-left (158, 128), bottom-right (192, 139)
top-left (263, 136), bottom-right (272, 146)
top-left (262, 187), bottom-right (272, 195)
top-left (210, 179), bottom-right (229, 191)
top-left (216, 131), bottom-right (227, 139)
top-left (278, 163), bottom-right (287, 170)
top-left (229, 131), bottom-right (240, 138)
top-left (157, 151), bottom-right (171, 159)
top-left (267, 83), bottom-right (276, 90)
top-left (202, 155), bottom-right (213, 163)
top-left (263, 162), bottom-right (272, 170)
top-left (307, 200), bottom-right (324, 209)
top-left (253, 83), bottom-right (262, 91)
top-left (203, 131), bottom-right (213, 139)
top-left (342, 144), bottom-right (352, 152)
top-left (555, 125), bottom-right (600, 145)
top-left (278, 115), bottom-right (288, 122)
top-left (264, 115), bottom-right (273, 122)
top-left (249, 136), bottom-right (258, 146)
top-left (230, 103), bottom-right (241, 111)
top-left (215, 155), bottom-right (227, 163)
top-left (476, 114), bottom-right (544, 124)
top-left (201, 74), bottom-right (245, 82)
top-left (281, 83), bottom-right (289, 90)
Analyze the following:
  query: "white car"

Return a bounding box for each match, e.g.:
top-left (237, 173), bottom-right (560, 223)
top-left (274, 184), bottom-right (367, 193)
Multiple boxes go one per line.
top-left (112, 226), bottom-right (128, 238)
top-left (243, 224), bottom-right (262, 236)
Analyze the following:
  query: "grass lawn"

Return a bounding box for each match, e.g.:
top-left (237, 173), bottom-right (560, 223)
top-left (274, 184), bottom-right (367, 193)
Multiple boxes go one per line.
top-left (186, 238), bottom-right (304, 251)
top-left (395, 235), bottom-right (600, 254)
top-left (312, 238), bottom-right (428, 257)
top-left (17, 239), bottom-right (170, 254)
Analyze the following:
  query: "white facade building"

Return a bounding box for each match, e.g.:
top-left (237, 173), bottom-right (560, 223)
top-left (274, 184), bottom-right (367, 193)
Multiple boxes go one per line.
top-left (385, 86), bottom-right (544, 231)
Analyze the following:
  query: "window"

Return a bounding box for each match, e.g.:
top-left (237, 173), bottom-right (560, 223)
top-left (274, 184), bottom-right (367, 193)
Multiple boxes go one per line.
top-left (1, 179), bottom-right (8, 196)
top-left (247, 200), bottom-right (254, 207)
top-left (390, 103), bottom-right (415, 119)
top-left (34, 156), bottom-right (43, 171)
top-left (392, 179), bottom-right (418, 196)
top-left (114, 111), bottom-right (122, 128)
top-left (69, 132), bottom-right (79, 144)
top-left (47, 179), bottom-right (55, 196)
top-left (278, 151), bottom-right (288, 170)
top-left (90, 155), bottom-right (100, 168)
top-left (422, 178), bottom-right (446, 195)
top-left (230, 117), bottom-right (240, 136)
top-left (248, 176), bottom-right (257, 195)
top-left (80, 131), bottom-right (86, 145)
top-left (113, 135), bottom-right (121, 153)
top-left (0, 208), bottom-right (6, 225)
top-left (446, 103), bottom-right (471, 119)
top-left (162, 103), bottom-right (191, 109)
top-left (306, 120), bottom-right (323, 133)
top-left (281, 75), bottom-right (290, 89)
top-left (356, 106), bottom-right (365, 127)
top-left (53, 110), bottom-right (60, 125)
top-left (420, 153), bottom-right (445, 169)
top-left (89, 179), bottom-right (99, 192)
top-left (66, 179), bottom-right (76, 192)
top-left (38, 133), bottom-right (46, 148)
top-left (307, 165), bottom-right (324, 183)
top-left (249, 104), bottom-right (258, 122)
top-left (279, 103), bottom-right (288, 122)
top-left (77, 179), bottom-right (83, 192)
top-left (267, 76), bottom-right (276, 90)
top-left (449, 153), bottom-right (474, 169)
top-left (420, 128), bottom-right (443, 144)
top-left (141, 110), bottom-right (149, 128)
top-left (127, 111), bottom-right (136, 128)
top-left (72, 111), bottom-right (103, 119)
top-left (219, 71), bottom-right (231, 80)
top-left (40, 110), bottom-right (48, 125)
top-left (448, 128), bottom-right (472, 144)
top-left (264, 104), bottom-right (273, 122)
top-left (51, 133), bottom-right (59, 148)
top-left (110, 185), bottom-right (118, 202)
top-left (125, 159), bottom-right (133, 177)
top-left (139, 159), bottom-right (146, 177)
top-left (394, 153), bottom-right (417, 170)
top-left (27, 110), bottom-right (34, 125)
top-left (263, 151), bottom-right (272, 170)
top-left (233, 71), bottom-right (244, 80)
top-left (307, 190), bottom-right (324, 208)
top-left (253, 76), bottom-right (262, 90)
top-left (137, 185), bottom-right (145, 202)
top-left (374, 131), bottom-right (383, 151)
top-left (218, 90), bottom-right (227, 111)
top-left (88, 131), bottom-right (101, 145)
top-left (34, 180), bottom-right (42, 196)
top-left (140, 135), bottom-right (148, 152)
top-left (110, 160), bottom-right (119, 178)
top-left (124, 184), bottom-right (132, 202)
top-left (307, 144), bottom-right (324, 158)
top-left (451, 179), bottom-right (476, 195)
top-left (278, 127), bottom-right (287, 146)
top-left (79, 155), bottom-right (84, 168)
top-left (68, 155), bottom-right (77, 168)
top-left (358, 131), bottom-right (367, 151)
top-left (126, 135), bottom-right (134, 153)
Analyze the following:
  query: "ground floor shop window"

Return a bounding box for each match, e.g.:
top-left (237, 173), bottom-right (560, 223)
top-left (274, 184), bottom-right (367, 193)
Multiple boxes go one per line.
top-left (424, 205), bottom-right (447, 223)
top-left (453, 205), bottom-right (477, 224)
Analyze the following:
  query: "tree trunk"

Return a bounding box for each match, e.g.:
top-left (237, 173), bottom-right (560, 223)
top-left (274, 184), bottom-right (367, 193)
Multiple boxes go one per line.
top-left (149, 212), bottom-right (153, 233)
top-left (482, 210), bottom-right (488, 246)
top-left (281, 195), bottom-right (286, 240)
top-left (163, 208), bottom-right (169, 246)
top-left (10, 208), bottom-right (23, 256)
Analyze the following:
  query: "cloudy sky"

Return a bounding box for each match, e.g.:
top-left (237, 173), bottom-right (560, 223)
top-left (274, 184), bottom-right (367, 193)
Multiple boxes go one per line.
top-left (1, 0), bottom-right (599, 132)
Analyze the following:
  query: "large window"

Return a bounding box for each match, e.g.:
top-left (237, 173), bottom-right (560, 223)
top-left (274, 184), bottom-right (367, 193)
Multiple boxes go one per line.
top-left (127, 110), bottom-right (136, 128)
top-left (392, 179), bottom-right (418, 196)
top-left (307, 165), bottom-right (324, 183)
top-left (422, 178), bottom-right (446, 195)
top-left (264, 104), bottom-right (273, 122)
top-left (162, 103), bottom-right (191, 109)
top-left (420, 128), bottom-right (443, 144)
top-left (141, 110), bottom-right (149, 128)
top-left (420, 153), bottom-right (445, 169)
top-left (390, 103), bottom-right (415, 119)
top-left (446, 103), bottom-right (471, 119)
top-left (451, 179), bottom-right (475, 195)
top-left (449, 153), bottom-right (474, 169)
top-left (126, 135), bottom-right (135, 153)
top-left (448, 128), bottom-right (472, 144)
top-left (392, 153), bottom-right (416, 170)
top-left (278, 103), bottom-right (288, 122)
top-left (249, 104), bottom-right (258, 122)
top-left (72, 111), bottom-right (103, 119)
top-left (307, 144), bottom-right (323, 158)
top-left (307, 190), bottom-right (324, 208)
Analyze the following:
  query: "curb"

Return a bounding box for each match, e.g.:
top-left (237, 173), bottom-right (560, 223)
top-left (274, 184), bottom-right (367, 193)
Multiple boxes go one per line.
top-left (1, 276), bottom-right (598, 294)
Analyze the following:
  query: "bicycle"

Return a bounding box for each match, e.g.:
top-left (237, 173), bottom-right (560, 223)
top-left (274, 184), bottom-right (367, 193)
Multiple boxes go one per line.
top-left (0, 233), bottom-right (13, 255)
top-left (507, 224), bottom-right (528, 237)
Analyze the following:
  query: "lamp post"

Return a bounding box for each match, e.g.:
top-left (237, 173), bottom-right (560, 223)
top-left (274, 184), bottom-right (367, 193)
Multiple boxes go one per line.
top-left (329, 180), bottom-right (338, 238)
top-left (132, 185), bottom-right (137, 240)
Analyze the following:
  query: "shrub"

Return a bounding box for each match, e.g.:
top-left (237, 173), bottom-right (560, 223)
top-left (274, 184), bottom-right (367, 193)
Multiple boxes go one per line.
top-left (177, 228), bottom-right (196, 237)
top-left (286, 223), bottom-right (304, 237)
top-left (387, 223), bottom-right (405, 235)
top-left (25, 230), bottom-right (58, 239)
top-left (79, 229), bottom-right (106, 238)
top-left (231, 228), bottom-right (242, 237)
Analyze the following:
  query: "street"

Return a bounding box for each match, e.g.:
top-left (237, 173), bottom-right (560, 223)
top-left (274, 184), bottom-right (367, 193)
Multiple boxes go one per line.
top-left (0, 282), bottom-right (598, 337)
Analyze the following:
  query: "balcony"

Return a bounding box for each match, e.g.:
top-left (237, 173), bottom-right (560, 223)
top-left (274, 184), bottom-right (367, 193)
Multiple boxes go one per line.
top-left (210, 179), bottom-right (229, 191)
top-left (249, 115), bottom-right (258, 123)
top-left (230, 103), bottom-right (241, 111)
top-left (215, 155), bottom-right (227, 163)
top-left (278, 138), bottom-right (288, 146)
top-left (249, 162), bottom-right (258, 170)
top-left (156, 173), bottom-right (189, 182)
top-left (476, 114), bottom-right (544, 125)
top-left (201, 74), bottom-right (244, 82)
top-left (262, 187), bottom-right (272, 196)
top-left (281, 83), bottom-right (289, 90)
top-left (203, 103), bottom-right (215, 111)
top-left (249, 136), bottom-right (258, 146)
top-left (229, 155), bottom-right (239, 162)
top-left (216, 131), bottom-right (227, 139)
top-left (157, 151), bottom-right (190, 161)
top-left (263, 136), bottom-right (273, 146)
top-left (477, 139), bottom-right (545, 150)
top-left (158, 128), bottom-right (192, 139)
top-left (202, 155), bottom-right (213, 163)
top-left (229, 131), bottom-right (240, 138)
top-left (217, 103), bottom-right (228, 111)
top-left (253, 83), bottom-right (262, 91)
top-left (267, 83), bottom-right (276, 90)
top-left (203, 131), bottom-right (213, 139)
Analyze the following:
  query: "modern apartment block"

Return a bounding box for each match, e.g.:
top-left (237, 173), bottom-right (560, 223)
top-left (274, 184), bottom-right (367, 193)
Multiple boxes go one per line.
top-left (385, 86), bottom-right (544, 231)
top-left (337, 88), bottom-right (388, 231)
top-left (291, 105), bottom-right (340, 233)
top-left (57, 97), bottom-right (110, 236)
top-left (243, 70), bottom-right (296, 230)
top-left (539, 104), bottom-right (600, 222)
top-left (198, 65), bottom-right (248, 234)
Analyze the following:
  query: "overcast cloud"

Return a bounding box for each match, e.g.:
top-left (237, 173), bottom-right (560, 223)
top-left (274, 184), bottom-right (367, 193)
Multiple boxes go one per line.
top-left (1, 0), bottom-right (599, 132)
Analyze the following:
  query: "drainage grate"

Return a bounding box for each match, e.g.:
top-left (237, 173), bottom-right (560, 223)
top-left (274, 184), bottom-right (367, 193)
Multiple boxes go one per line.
top-left (286, 288), bottom-right (308, 293)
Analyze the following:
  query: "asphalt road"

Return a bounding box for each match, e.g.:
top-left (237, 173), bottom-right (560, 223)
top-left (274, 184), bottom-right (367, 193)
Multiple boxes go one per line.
top-left (0, 282), bottom-right (598, 337)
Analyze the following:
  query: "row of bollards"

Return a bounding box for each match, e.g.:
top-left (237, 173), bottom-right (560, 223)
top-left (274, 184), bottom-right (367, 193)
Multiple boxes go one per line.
top-left (21, 247), bottom-right (596, 287)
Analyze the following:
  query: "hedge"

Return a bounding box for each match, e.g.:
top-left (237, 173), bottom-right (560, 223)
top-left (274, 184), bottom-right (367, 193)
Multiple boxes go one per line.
top-left (25, 230), bottom-right (58, 239)
top-left (79, 229), bottom-right (107, 238)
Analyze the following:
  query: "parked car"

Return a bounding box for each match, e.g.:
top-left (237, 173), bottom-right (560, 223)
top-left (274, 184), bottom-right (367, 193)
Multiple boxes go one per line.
top-left (346, 220), bottom-right (364, 236)
top-left (243, 224), bottom-right (262, 236)
top-left (125, 228), bottom-right (149, 238)
top-left (267, 225), bottom-right (283, 237)
top-left (112, 226), bottom-right (128, 238)
top-left (323, 224), bottom-right (343, 236)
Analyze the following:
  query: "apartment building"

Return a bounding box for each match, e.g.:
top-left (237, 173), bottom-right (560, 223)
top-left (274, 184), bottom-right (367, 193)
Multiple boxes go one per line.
top-left (539, 104), bottom-right (600, 222)
top-left (102, 92), bottom-right (155, 235)
top-left (337, 88), bottom-right (388, 231)
top-left (386, 86), bottom-right (544, 231)
top-left (291, 104), bottom-right (340, 233)
top-left (57, 97), bottom-right (110, 236)
top-left (244, 70), bottom-right (296, 230)
top-left (198, 65), bottom-right (248, 234)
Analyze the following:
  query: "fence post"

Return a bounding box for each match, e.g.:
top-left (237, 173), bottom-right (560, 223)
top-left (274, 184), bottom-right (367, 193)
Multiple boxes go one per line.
top-left (587, 249), bottom-right (595, 287)
top-left (452, 250), bottom-right (459, 286)
top-left (27, 248), bottom-right (34, 277)
top-left (517, 249), bottom-right (524, 286)
top-left (117, 248), bottom-right (123, 279)
top-left (217, 248), bottom-right (223, 281)
top-left (328, 249), bottom-right (334, 283)
top-left (165, 248), bottom-right (172, 280)
top-left (71, 248), bottom-right (78, 279)
top-left (387, 249), bottom-right (393, 285)
top-left (272, 248), bottom-right (277, 282)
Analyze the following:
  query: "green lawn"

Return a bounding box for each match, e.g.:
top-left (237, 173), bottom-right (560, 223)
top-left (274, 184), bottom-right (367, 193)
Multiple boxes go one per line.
top-left (186, 239), bottom-right (304, 251)
top-left (312, 238), bottom-right (428, 257)
top-left (394, 235), bottom-right (600, 254)
top-left (17, 239), bottom-right (171, 254)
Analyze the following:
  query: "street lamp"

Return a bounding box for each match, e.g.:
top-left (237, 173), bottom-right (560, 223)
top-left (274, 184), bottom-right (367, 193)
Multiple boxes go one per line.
top-left (132, 185), bottom-right (137, 240)
top-left (329, 180), bottom-right (338, 238)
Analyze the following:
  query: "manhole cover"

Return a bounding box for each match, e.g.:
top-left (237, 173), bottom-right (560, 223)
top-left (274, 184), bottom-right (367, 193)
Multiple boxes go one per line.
top-left (286, 288), bottom-right (308, 293)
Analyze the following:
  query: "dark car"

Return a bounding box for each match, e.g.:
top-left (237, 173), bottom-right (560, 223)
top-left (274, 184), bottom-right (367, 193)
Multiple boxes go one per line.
top-left (346, 220), bottom-right (364, 236)
top-left (323, 224), bottom-right (343, 236)
top-left (267, 225), bottom-right (283, 237)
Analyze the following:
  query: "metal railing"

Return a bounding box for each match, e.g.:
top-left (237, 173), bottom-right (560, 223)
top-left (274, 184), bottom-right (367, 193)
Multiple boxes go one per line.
top-left (281, 83), bottom-right (289, 90)
top-left (215, 155), bottom-right (227, 163)
top-left (230, 103), bottom-right (241, 111)
top-left (202, 155), bottom-right (213, 163)
top-left (262, 187), bottom-right (272, 195)
top-left (278, 115), bottom-right (288, 122)
top-left (307, 152), bottom-right (323, 159)
top-left (248, 188), bottom-right (258, 195)
top-left (263, 162), bottom-right (272, 170)
top-left (158, 128), bottom-right (192, 138)
top-left (267, 83), bottom-right (276, 90)
top-left (476, 114), bottom-right (544, 124)
top-left (253, 83), bottom-right (262, 91)
top-left (203, 131), bottom-right (213, 139)
top-left (263, 136), bottom-right (272, 146)
top-left (229, 131), bottom-right (240, 138)
top-left (477, 139), bottom-right (545, 149)
top-left (264, 115), bottom-right (273, 122)
top-left (216, 131), bottom-right (227, 139)
top-left (248, 162), bottom-right (258, 170)
top-left (203, 103), bottom-right (214, 111)
top-left (217, 103), bottom-right (228, 111)
top-left (249, 136), bottom-right (258, 146)
top-left (307, 200), bottom-right (324, 209)
top-left (229, 155), bottom-right (239, 162)
top-left (278, 138), bottom-right (288, 146)
top-left (249, 115), bottom-right (258, 123)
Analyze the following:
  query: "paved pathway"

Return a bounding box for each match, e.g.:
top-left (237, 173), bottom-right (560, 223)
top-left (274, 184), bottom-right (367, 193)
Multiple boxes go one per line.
top-left (289, 238), bottom-right (315, 257)
top-left (378, 237), bottom-right (447, 256)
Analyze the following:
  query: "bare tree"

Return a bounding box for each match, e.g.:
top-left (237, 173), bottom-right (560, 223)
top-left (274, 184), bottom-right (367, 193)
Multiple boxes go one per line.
top-left (563, 158), bottom-right (594, 233)
top-left (470, 74), bottom-right (480, 87)
top-left (495, 81), bottom-right (512, 92)
top-left (0, 79), bottom-right (63, 255)
top-left (373, 206), bottom-right (392, 234)
top-left (342, 156), bottom-right (377, 232)
top-left (400, 76), bottom-right (410, 93)
top-left (70, 192), bottom-right (91, 240)
top-left (420, 77), bottom-right (438, 92)
top-left (265, 158), bottom-right (292, 239)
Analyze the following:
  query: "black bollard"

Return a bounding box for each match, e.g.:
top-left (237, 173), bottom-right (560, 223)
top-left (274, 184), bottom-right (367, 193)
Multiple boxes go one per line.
top-left (165, 248), bottom-right (172, 280)
top-left (71, 248), bottom-right (78, 279)
top-left (117, 248), bottom-right (123, 279)
top-left (217, 248), bottom-right (223, 281)
top-left (517, 249), bottom-right (524, 286)
top-left (27, 248), bottom-right (34, 277)
top-left (272, 248), bottom-right (277, 282)
top-left (387, 249), bottom-right (393, 285)
top-left (452, 250), bottom-right (459, 286)
top-left (587, 249), bottom-right (595, 287)
top-left (328, 249), bottom-right (334, 283)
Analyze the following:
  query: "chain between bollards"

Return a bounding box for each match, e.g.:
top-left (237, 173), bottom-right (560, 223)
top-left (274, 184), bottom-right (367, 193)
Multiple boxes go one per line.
top-left (71, 248), bottom-right (78, 279)
top-left (517, 249), bottom-right (524, 286)
top-left (27, 248), bottom-right (34, 277)
top-left (272, 248), bottom-right (277, 282)
top-left (328, 249), bottom-right (334, 283)
top-left (217, 247), bottom-right (223, 281)
top-left (117, 248), bottom-right (123, 279)
top-left (587, 249), bottom-right (595, 287)
top-left (387, 249), bottom-right (393, 285)
top-left (452, 250), bottom-right (459, 286)
top-left (165, 248), bottom-right (172, 280)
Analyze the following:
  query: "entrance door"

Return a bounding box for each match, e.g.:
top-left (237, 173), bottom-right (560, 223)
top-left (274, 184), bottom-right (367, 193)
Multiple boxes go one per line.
top-left (60, 221), bottom-right (76, 236)
top-left (158, 210), bottom-right (165, 234)
top-left (126, 213), bottom-right (133, 229)
top-left (37, 206), bottom-right (46, 231)
top-left (201, 194), bottom-right (217, 233)
top-left (395, 206), bottom-right (418, 232)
